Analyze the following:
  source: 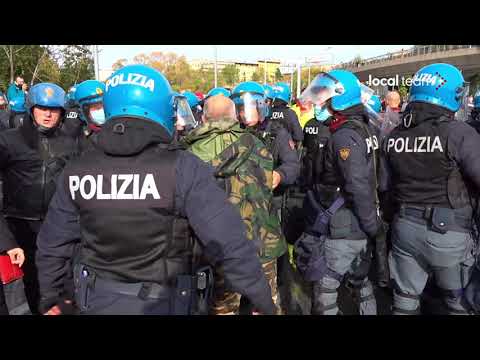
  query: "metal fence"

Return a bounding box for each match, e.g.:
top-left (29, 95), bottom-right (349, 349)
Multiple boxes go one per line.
top-left (335, 45), bottom-right (480, 70)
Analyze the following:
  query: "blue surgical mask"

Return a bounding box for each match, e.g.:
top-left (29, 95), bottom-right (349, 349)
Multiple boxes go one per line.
top-left (314, 105), bottom-right (331, 122)
top-left (90, 108), bottom-right (106, 125)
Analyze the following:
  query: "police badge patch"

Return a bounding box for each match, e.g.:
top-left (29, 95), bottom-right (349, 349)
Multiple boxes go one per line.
top-left (339, 148), bottom-right (350, 161)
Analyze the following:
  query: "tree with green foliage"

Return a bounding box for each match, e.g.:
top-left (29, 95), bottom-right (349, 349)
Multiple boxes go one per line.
top-left (221, 64), bottom-right (239, 87)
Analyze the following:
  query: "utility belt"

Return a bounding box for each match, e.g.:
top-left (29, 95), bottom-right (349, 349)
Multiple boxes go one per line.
top-left (74, 264), bottom-right (213, 315)
top-left (398, 205), bottom-right (472, 234)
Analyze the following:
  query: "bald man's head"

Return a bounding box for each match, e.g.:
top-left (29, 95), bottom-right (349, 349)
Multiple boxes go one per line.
top-left (386, 91), bottom-right (401, 109)
top-left (202, 95), bottom-right (237, 122)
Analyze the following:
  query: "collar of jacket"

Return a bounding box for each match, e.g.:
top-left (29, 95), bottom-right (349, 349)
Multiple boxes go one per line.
top-left (401, 102), bottom-right (454, 128)
top-left (97, 117), bottom-right (173, 156)
top-left (328, 104), bottom-right (367, 133)
top-left (183, 118), bottom-right (245, 163)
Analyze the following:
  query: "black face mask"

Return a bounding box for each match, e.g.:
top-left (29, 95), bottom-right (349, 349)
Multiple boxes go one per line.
top-left (17, 84), bottom-right (23, 89)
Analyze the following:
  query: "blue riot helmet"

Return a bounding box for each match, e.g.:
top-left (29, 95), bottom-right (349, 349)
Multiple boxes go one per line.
top-left (104, 64), bottom-right (175, 137)
top-left (182, 91), bottom-right (202, 113)
top-left (26, 83), bottom-right (65, 113)
top-left (273, 82), bottom-right (291, 104)
top-left (66, 85), bottom-right (78, 108)
top-left (408, 63), bottom-right (468, 112)
top-left (301, 70), bottom-right (374, 113)
top-left (231, 81), bottom-right (268, 126)
top-left (9, 96), bottom-right (26, 113)
top-left (75, 80), bottom-right (107, 127)
top-left (367, 95), bottom-right (382, 114)
top-left (314, 104), bottom-right (331, 122)
top-left (475, 90), bottom-right (480, 109)
top-left (172, 92), bottom-right (198, 132)
top-left (263, 84), bottom-right (275, 100)
top-left (263, 84), bottom-right (275, 117)
top-left (206, 87), bottom-right (231, 99)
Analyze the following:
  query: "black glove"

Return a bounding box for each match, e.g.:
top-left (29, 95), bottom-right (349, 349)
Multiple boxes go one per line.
top-left (371, 223), bottom-right (390, 288)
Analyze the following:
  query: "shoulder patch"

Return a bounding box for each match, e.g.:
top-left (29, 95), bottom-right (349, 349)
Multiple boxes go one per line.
top-left (339, 147), bottom-right (350, 161)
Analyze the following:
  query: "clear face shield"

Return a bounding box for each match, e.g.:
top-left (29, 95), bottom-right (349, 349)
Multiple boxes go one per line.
top-left (174, 96), bottom-right (198, 132)
top-left (236, 92), bottom-right (267, 127)
top-left (360, 83), bottom-right (383, 131)
top-left (300, 72), bottom-right (345, 107)
top-left (454, 82), bottom-right (470, 122)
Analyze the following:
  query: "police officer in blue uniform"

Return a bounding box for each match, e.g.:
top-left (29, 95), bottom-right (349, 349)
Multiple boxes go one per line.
top-left (0, 83), bottom-right (80, 314)
top-left (36, 65), bottom-right (276, 315)
top-left (271, 82), bottom-right (304, 146)
top-left (380, 63), bottom-right (480, 315)
top-left (75, 80), bottom-right (107, 152)
top-left (300, 70), bottom-right (387, 315)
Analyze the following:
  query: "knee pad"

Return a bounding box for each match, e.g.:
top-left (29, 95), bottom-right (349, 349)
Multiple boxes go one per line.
top-left (393, 288), bottom-right (420, 315)
top-left (359, 281), bottom-right (375, 304)
top-left (312, 279), bottom-right (339, 315)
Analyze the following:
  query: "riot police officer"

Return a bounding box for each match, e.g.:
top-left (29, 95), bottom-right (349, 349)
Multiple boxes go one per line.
top-left (182, 91), bottom-right (203, 126)
top-left (75, 79), bottom-right (107, 152)
top-left (466, 90), bottom-right (480, 134)
top-left (302, 105), bottom-right (333, 190)
top-left (0, 83), bottom-right (80, 314)
top-left (299, 70), bottom-right (387, 315)
top-left (380, 63), bottom-right (480, 315)
top-left (36, 65), bottom-right (276, 316)
top-left (62, 85), bottom-right (83, 138)
top-left (271, 82), bottom-right (304, 146)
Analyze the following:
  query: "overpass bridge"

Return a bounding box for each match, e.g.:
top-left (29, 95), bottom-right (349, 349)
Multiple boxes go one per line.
top-left (335, 45), bottom-right (480, 95)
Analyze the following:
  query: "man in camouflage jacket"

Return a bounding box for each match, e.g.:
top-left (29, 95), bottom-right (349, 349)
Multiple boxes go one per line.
top-left (182, 95), bottom-right (286, 315)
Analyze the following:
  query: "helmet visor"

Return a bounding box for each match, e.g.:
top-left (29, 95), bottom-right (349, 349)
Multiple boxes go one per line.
top-left (300, 72), bottom-right (345, 106)
top-left (455, 81), bottom-right (470, 121)
top-left (174, 96), bottom-right (198, 131)
top-left (235, 92), bottom-right (267, 126)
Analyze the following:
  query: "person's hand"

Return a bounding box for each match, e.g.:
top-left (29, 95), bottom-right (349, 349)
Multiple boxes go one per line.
top-left (44, 300), bottom-right (73, 315)
top-left (272, 171), bottom-right (282, 189)
top-left (288, 139), bottom-right (295, 150)
top-left (7, 248), bottom-right (25, 267)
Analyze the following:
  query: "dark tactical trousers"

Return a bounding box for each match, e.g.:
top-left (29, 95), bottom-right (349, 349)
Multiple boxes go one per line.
top-left (389, 215), bottom-right (475, 315)
top-left (313, 238), bottom-right (377, 315)
top-left (74, 265), bottom-right (178, 315)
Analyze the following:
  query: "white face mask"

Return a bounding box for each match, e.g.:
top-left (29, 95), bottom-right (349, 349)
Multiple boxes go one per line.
top-left (89, 108), bottom-right (106, 125)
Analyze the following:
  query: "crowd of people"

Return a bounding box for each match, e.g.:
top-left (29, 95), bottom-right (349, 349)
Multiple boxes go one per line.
top-left (0, 60), bottom-right (480, 316)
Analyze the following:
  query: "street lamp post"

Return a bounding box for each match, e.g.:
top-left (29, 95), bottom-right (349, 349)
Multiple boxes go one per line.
top-left (296, 62), bottom-right (302, 100)
top-left (214, 45), bottom-right (218, 88)
top-left (93, 45), bottom-right (100, 81)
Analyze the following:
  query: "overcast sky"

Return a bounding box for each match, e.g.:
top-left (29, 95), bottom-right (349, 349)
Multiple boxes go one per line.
top-left (98, 45), bottom-right (412, 69)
